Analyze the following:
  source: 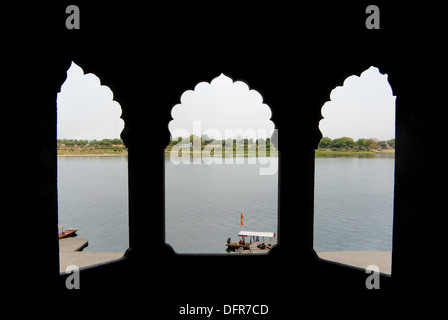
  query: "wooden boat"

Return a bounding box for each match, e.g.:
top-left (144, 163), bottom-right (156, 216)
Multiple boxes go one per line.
top-left (58, 225), bottom-right (78, 239)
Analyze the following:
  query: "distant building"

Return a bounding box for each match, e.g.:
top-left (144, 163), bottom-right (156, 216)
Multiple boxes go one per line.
top-left (180, 143), bottom-right (192, 148)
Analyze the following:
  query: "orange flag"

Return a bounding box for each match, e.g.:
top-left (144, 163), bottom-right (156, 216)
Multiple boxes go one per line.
top-left (240, 213), bottom-right (244, 226)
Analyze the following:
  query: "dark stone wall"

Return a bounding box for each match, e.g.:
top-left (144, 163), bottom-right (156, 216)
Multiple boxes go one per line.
top-left (10, 1), bottom-right (445, 312)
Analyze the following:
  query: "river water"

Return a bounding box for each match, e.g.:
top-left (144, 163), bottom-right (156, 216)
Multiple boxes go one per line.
top-left (165, 156), bottom-right (279, 253)
top-left (314, 155), bottom-right (394, 252)
top-left (57, 155), bottom-right (394, 253)
top-left (57, 156), bottom-right (129, 252)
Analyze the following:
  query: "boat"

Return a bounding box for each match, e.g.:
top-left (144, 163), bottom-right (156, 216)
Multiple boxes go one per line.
top-left (58, 225), bottom-right (78, 239)
top-left (226, 230), bottom-right (276, 252)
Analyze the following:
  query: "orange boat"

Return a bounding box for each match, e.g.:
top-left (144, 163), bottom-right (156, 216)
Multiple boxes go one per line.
top-left (58, 225), bottom-right (78, 239)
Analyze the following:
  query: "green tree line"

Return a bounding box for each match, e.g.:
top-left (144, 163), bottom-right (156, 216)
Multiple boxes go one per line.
top-left (57, 138), bottom-right (124, 146)
top-left (318, 137), bottom-right (395, 151)
top-left (58, 136), bottom-right (394, 152)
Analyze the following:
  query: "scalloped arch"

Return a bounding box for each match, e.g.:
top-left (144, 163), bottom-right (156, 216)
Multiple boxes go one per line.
top-left (318, 66), bottom-right (395, 142)
top-left (57, 61), bottom-right (125, 141)
top-left (168, 73), bottom-right (276, 142)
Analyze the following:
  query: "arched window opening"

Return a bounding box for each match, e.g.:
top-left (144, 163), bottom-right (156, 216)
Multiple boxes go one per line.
top-left (165, 74), bottom-right (279, 254)
top-left (57, 61), bottom-right (128, 272)
top-left (314, 66), bottom-right (395, 274)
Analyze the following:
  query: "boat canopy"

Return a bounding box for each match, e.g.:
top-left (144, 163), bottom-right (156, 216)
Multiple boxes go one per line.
top-left (238, 231), bottom-right (275, 238)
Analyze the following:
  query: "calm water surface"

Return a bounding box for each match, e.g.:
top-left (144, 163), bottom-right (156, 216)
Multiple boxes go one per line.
top-left (314, 156), bottom-right (394, 251)
top-left (57, 156), bottom-right (128, 252)
top-left (165, 157), bottom-right (279, 253)
top-left (57, 155), bottom-right (393, 253)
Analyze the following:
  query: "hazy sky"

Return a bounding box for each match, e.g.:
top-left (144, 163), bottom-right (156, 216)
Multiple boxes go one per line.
top-left (169, 74), bottom-right (275, 140)
top-left (319, 66), bottom-right (396, 141)
top-left (57, 62), bottom-right (123, 140)
top-left (57, 63), bottom-right (394, 141)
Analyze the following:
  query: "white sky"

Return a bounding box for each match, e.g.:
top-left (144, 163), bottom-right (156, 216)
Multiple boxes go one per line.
top-left (57, 63), bottom-right (394, 142)
top-left (319, 66), bottom-right (396, 141)
top-left (57, 61), bottom-right (124, 140)
top-left (169, 74), bottom-right (275, 140)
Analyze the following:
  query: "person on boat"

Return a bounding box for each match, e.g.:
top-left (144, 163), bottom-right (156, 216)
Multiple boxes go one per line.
top-left (227, 237), bottom-right (231, 244)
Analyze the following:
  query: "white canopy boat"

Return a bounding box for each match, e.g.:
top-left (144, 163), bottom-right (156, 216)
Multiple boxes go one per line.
top-left (226, 230), bottom-right (276, 252)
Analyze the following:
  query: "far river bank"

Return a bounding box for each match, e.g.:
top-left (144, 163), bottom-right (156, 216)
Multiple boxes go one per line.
top-left (57, 149), bottom-right (394, 157)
